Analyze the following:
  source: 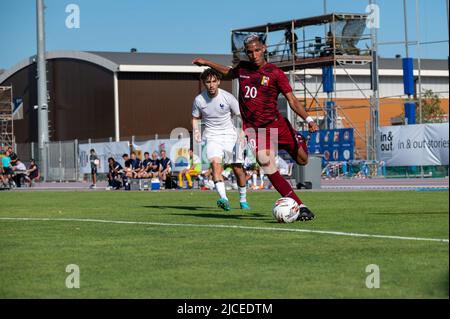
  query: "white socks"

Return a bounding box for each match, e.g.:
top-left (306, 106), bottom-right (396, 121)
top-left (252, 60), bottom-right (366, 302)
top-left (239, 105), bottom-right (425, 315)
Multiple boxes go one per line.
top-left (215, 181), bottom-right (247, 203)
top-left (215, 181), bottom-right (228, 200)
top-left (238, 186), bottom-right (247, 203)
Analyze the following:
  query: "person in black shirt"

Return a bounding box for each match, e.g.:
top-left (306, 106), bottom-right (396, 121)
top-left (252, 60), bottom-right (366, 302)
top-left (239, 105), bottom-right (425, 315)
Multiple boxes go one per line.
top-left (122, 153), bottom-right (131, 167)
top-left (25, 159), bottom-right (40, 187)
top-left (284, 27), bottom-right (298, 59)
top-left (138, 152), bottom-right (152, 178)
top-left (159, 150), bottom-right (172, 185)
top-left (107, 157), bottom-right (123, 190)
top-left (7, 146), bottom-right (18, 167)
top-left (148, 151), bottom-right (161, 179)
top-left (122, 153), bottom-right (132, 178)
top-left (129, 152), bottom-right (142, 178)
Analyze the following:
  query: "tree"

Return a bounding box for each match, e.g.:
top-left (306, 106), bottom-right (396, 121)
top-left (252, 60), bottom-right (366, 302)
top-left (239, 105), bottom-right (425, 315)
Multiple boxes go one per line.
top-left (419, 89), bottom-right (447, 123)
top-left (393, 89), bottom-right (447, 124)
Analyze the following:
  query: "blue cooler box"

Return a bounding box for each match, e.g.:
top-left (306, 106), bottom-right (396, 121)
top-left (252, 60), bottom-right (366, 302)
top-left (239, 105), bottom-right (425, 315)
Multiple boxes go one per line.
top-left (151, 179), bottom-right (161, 190)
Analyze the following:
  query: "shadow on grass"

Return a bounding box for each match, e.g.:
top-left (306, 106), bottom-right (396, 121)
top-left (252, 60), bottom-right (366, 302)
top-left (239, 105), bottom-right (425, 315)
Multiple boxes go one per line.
top-left (143, 205), bottom-right (219, 212)
top-left (143, 205), bottom-right (273, 221)
top-left (168, 212), bottom-right (271, 221)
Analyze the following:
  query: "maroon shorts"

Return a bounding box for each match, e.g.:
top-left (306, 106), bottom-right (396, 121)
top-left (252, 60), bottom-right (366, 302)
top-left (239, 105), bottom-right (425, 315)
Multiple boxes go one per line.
top-left (244, 116), bottom-right (308, 160)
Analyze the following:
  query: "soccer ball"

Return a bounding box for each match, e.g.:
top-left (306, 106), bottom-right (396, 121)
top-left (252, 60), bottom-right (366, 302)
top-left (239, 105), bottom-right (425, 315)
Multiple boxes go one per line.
top-left (272, 197), bottom-right (300, 223)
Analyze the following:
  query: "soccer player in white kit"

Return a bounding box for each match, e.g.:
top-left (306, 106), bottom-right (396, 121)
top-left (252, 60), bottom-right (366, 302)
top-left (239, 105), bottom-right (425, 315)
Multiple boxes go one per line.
top-left (192, 68), bottom-right (250, 211)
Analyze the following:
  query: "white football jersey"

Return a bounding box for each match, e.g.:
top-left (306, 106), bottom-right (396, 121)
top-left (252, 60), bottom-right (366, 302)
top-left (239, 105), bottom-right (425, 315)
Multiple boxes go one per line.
top-left (192, 88), bottom-right (240, 139)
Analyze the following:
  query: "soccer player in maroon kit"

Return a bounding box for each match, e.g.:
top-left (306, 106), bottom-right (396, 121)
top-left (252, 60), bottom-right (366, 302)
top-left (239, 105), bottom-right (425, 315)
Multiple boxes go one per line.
top-left (193, 34), bottom-right (319, 221)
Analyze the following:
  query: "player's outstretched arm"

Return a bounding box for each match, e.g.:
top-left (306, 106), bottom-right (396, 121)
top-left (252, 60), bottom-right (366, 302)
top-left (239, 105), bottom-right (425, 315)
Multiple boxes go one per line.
top-left (285, 92), bottom-right (319, 133)
top-left (192, 58), bottom-right (232, 78)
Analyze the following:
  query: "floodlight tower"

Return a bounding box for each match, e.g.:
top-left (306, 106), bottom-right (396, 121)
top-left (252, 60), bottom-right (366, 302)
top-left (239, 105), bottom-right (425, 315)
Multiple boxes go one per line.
top-left (36, 0), bottom-right (49, 181)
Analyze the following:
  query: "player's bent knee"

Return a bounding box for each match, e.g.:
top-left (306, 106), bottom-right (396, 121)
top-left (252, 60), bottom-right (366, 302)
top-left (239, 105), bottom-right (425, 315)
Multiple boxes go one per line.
top-left (256, 153), bottom-right (271, 167)
top-left (296, 157), bottom-right (308, 166)
top-left (296, 149), bottom-right (309, 165)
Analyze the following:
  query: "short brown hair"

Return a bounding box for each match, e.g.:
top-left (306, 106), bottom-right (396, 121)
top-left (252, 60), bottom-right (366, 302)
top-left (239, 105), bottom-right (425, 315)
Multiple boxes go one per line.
top-left (200, 68), bottom-right (222, 82)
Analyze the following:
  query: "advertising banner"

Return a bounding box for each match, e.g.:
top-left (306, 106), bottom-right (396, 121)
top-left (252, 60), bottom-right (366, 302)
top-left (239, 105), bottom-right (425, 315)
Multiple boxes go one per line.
top-left (79, 141), bottom-right (130, 174)
top-left (377, 123), bottom-right (449, 166)
top-left (300, 128), bottom-right (354, 165)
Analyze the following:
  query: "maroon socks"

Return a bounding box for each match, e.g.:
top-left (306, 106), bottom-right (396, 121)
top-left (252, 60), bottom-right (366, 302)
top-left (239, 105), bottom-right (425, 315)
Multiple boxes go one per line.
top-left (267, 171), bottom-right (303, 205)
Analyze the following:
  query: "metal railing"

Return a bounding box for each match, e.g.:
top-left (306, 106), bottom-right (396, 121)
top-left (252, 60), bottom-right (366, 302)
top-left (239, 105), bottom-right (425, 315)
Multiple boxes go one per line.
top-left (15, 140), bottom-right (79, 182)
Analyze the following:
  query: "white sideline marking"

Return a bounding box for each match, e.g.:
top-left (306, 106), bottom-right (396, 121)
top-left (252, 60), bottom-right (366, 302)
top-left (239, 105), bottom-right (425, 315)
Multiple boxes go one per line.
top-left (0, 217), bottom-right (448, 243)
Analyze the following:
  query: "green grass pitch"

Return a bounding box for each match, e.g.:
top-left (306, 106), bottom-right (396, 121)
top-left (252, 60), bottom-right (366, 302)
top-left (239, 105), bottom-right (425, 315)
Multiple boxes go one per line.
top-left (0, 190), bottom-right (448, 298)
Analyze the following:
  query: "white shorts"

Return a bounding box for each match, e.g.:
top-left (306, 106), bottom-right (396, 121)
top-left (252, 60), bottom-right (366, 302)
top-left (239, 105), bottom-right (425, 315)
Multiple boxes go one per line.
top-left (204, 137), bottom-right (245, 164)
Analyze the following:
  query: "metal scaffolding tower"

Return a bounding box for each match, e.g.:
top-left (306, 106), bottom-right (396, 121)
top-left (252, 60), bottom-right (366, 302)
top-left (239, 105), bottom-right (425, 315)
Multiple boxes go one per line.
top-left (0, 86), bottom-right (14, 148)
top-left (231, 12), bottom-right (377, 160)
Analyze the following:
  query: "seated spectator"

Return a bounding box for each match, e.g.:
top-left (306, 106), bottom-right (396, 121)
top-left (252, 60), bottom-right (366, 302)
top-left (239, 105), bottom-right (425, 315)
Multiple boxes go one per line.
top-left (1, 147), bottom-right (15, 187)
top-left (0, 152), bottom-right (6, 186)
top-left (131, 152), bottom-right (142, 177)
top-left (107, 157), bottom-right (123, 190)
top-left (7, 146), bottom-right (18, 167)
top-left (122, 153), bottom-right (130, 167)
top-left (148, 151), bottom-right (161, 179)
top-left (178, 149), bottom-right (201, 189)
top-left (12, 159), bottom-right (27, 187)
top-left (122, 153), bottom-right (132, 178)
top-left (137, 152), bottom-right (152, 178)
top-left (159, 150), bottom-right (172, 185)
top-left (25, 159), bottom-right (40, 187)
top-left (121, 152), bottom-right (141, 189)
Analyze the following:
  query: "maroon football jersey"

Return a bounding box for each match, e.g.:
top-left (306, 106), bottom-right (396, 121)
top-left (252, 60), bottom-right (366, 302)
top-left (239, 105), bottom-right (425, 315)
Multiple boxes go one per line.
top-left (231, 61), bottom-right (293, 127)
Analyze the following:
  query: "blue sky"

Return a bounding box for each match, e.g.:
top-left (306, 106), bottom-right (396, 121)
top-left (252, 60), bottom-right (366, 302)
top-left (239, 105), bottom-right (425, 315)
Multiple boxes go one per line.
top-left (0, 0), bottom-right (448, 70)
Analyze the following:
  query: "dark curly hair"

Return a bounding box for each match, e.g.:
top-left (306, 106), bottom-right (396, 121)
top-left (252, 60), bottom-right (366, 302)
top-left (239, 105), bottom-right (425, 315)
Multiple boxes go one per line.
top-left (200, 68), bottom-right (222, 82)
